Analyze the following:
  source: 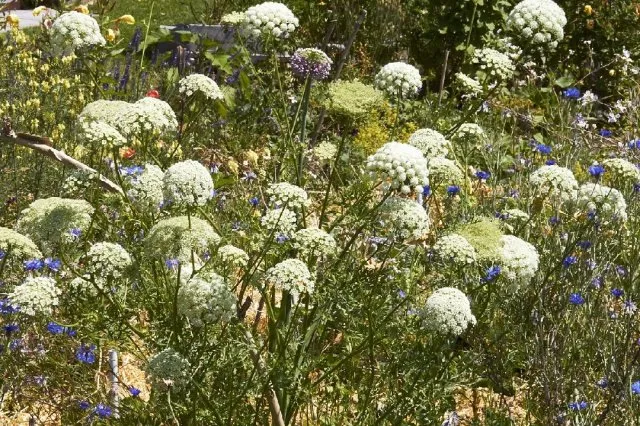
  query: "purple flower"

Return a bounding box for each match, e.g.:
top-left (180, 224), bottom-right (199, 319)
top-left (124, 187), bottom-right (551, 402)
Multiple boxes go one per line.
top-left (23, 259), bottom-right (43, 271)
top-left (69, 228), bottom-right (82, 239)
top-left (482, 265), bottom-right (501, 282)
top-left (588, 164), bottom-right (605, 178)
top-left (129, 387), bottom-right (141, 397)
top-left (290, 48), bottom-right (332, 81)
top-left (549, 216), bottom-right (560, 226)
top-left (447, 185), bottom-right (460, 196)
top-left (249, 197), bottom-right (260, 207)
top-left (475, 170), bottom-right (491, 180)
top-left (545, 159), bottom-right (557, 165)
top-left (94, 404), bottom-right (112, 418)
top-left (422, 185), bottom-right (431, 197)
top-left (596, 378), bottom-right (609, 389)
top-left (563, 256), bottom-right (578, 268)
top-left (165, 259), bottom-right (179, 270)
top-left (599, 129), bottom-right (612, 138)
top-left (591, 276), bottom-right (604, 289)
top-left (44, 258), bottom-right (61, 272)
top-left (0, 298), bottom-right (18, 315)
top-left (4, 323), bottom-right (19, 335)
top-left (563, 87), bottom-right (581, 99)
top-left (78, 400), bottom-right (91, 410)
top-left (275, 234), bottom-right (289, 244)
top-left (535, 144), bottom-right (552, 155)
top-left (576, 241), bottom-right (592, 250)
top-left (75, 344), bottom-right (97, 364)
top-left (611, 288), bottom-right (624, 298)
top-left (569, 292), bottom-right (585, 305)
top-left (568, 400), bottom-right (588, 410)
top-left (632, 381), bottom-right (640, 395)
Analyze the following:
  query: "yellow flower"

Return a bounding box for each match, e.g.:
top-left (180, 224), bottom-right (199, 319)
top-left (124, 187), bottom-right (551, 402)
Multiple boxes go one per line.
top-left (6, 14), bottom-right (20, 28)
top-left (227, 159), bottom-right (239, 175)
top-left (32, 6), bottom-right (47, 16)
top-left (74, 5), bottom-right (89, 14)
top-left (245, 150), bottom-right (259, 166)
top-left (584, 5), bottom-right (593, 15)
top-left (106, 29), bottom-right (116, 42)
top-left (116, 15), bottom-right (136, 25)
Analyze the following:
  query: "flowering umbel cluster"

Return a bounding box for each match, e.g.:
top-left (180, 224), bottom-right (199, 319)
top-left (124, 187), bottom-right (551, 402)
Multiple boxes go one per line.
top-left (290, 48), bottom-right (332, 81)
top-left (50, 11), bottom-right (105, 54)
top-left (374, 62), bottom-right (422, 98)
top-left (243, 2), bottom-right (299, 39)
top-left (366, 142), bottom-right (430, 195)
top-left (178, 74), bottom-right (224, 101)
top-left (408, 128), bottom-right (450, 160)
top-left (507, 0), bottom-right (567, 50)
top-left (421, 287), bottom-right (476, 336)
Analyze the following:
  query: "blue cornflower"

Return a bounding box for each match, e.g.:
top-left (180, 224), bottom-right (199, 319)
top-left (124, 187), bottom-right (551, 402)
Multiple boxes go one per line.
top-left (616, 265), bottom-right (628, 276)
top-left (628, 139), bottom-right (640, 150)
top-left (611, 288), bottom-right (624, 298)
top-left (568, 400), bottom-right (588, 411)
top-left (75, 344), bottom-right (97, 364)
top-left (634, 183), bottom-right (640, 193)
top-left (596, 378), bottom-right (609, 389)
top-left (44, 258), bottom-right (61, 272)
top-left (0, 298), bottom-right (18, 315)
top-left (631, 381), bottom-right (640, 395)
top-left (577, 241), bottom-right (592, 250)
top-left (447, 185), bottom-right (461, 196)
top-left (535, 144), bottom-right (552, 155)
top-left (591, 276), bottom-right (604, 289)
top-left (0, 250), bottom-right (4, 260)
top-left (120, 165), bottom-right (144, 176)
top-left (69, 228), bottom-right (82, 239)
top-left (165, 259), bottom-right (179, 270)
top-left (129, 387), bottom-right (141, 397)
top-left (569, 293), bottom-right (585, 305)
top-left (422, 185), bottom-right (431, 197)
top-left (23, 259), bottom-right (43, 271)
top-left (78, 400), bottom-right (91, 410)
top-left (549, 216), bottom-right (560, 226)
top-left (275, 234), bottom-right (289, 244)
top-left (588, 164), bottom-right (605, 178)
top-left (249, 197), bottom-right (259, 207)
top-left (47, 322), bottom-right (75, 336)
top-left (4, 323), bottom-right (19, 335)
top-left (600, 129), bottom-right (612, 137)
top-left (475, 170), bottom-right (491, 180)
top-left (483, 265), bottom-right (501, 282)
top-left (231, 221), bottom-right (242, 231)
top-left (397, 289), bottom-right (407, 299)
top-left (545, 159), bottom-right (557, 165)
top-left (563, 87), bottom-right (581, 99)
top-left (9, 339), bottom-right (22, 351)
top-left (242, 171), bottom-right (257, 181)
top-left (563, 256), bottom-right (578, 268)
top-left (209, 163), bottom-right (220, 174)
top-left (94, 404), bottom-right (112, 418)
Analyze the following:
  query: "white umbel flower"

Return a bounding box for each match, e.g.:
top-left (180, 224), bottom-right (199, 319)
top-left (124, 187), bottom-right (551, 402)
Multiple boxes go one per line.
top-left (177, 274), bottom-right (236, 327)
top-left (499, 235), bottom-right (539, 284)
top-left (145, 216), bottom-right (221, 261)
top-left (428, 157), bottom-right (464, 185)
top-left (243, 2), bottom-right (299, 39)
top-left (366, 142), bottom-right (430, 195)
top-left (374, 62), bottom-right (422, 98)
top-left (529, 164), bottom-right (578, 202)
top-left (178, 74), bottom-right (224, 101)
top-left (601, 158), bottom-right (640, 188)
top-left (221, 11), bottom-right (246, 25)
top-left (576, 183), bottom-right (627, 222)
top-left (455, 72), bottom-right (483, 95)
top-left (127, 164), bottom-right (165, 211)
top-left (85, 242), bottom-right (132, 279)
top-left (78, 100), bottom-right (130, 128)
top-left (0, 227), bottom-right (42, 260)
top-left (261, 208), bottom-right (298, 236)
top-left (50, 11), bottom-right (105, 54)
top-left (217, 245), bottom-right (249, 268)
top-left (265, 258), bottom-right (314, 301)
top-left (114, 97), bottom-right (178, 138)
top-left (293, 228), bottom-right (337, 257)
top-left (433, 234), bottom-right (477, 265)
top-left (378, 197), bottom-right (430, 240)
top-left (163, 160), bottom-right (214, 208)
top-left (421, 287), bottom-right (476, 336)
top-left (452, 123), bottom-right (486, 145)
top-left (408, 128), bottom-right (450, 159)
top-left (9, 276), bottom-right (61, 316)
top-left (501, 208), bottom-right (530, 222)
top-left (147, 348), bottom-right (191, 391)
top-left (79, 120), bottom-right (126, 148)
top-left (507, 0), bottom-right (567, 50)
top-left (472, 48), bottom-right (515, 81)
top-left (266, 182), bottom-right (310, 211)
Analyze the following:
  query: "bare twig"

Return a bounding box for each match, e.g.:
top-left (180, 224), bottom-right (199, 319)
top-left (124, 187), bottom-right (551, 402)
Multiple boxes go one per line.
top-left (1, 120), bottom-right (124, 195)
top-left (438, 50), bottom-right (450, 107)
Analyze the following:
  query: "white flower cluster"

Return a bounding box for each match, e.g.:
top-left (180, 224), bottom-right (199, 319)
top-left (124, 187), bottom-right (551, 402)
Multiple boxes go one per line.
top-left (472, 48), bottom-right (516, 82)
top-left (265, 258), bottom-right (314, 301)
top-left (114, 97), bottom-right (178, 138)
top-left (313, 141), bottom-right (338, 163)
top-left (427, 157), bottom-right (464, 185)
top-left (366, 142), bottom-right (430, 195)
top-left (79, 120), bottom-right (127, 148)
top-left (69, 274), bottom-right (102, 296)
top-left (0, 227), bottom-right (42, 260)
top-left (499, 235), bottom-right (539, 284)
top-left (407, 128), bottom-right (450, 159)
top-left (378, 197), bottom-right (430, 240)
top-left (221, 11), bottom-right (246, 25)
top-left (455, 72), bottom-right (483, 95)
top-left (9, 276), bottom-right (61, 316)
top-left (178, 74), bottom-right (224, 101)
top-left (261, 208), bottom-right (298, 236)
top-left (217, 245), bottom-right (249, 268)
top-left (507, 0), bottom-right (567, 50)
top-left (421, 287), bottom-right (476, 336)
top-left (502, 208), bottom-right (530, 222)
top-left (374, 62), bottom-right (422, 98)
top-left (85, 242), bottom-right (132, 279)
top-left (601, 158), bottom-right (640, 188)
top-left (177, 274), bottom-right (236, 327)
top-left (163, 160), bottom-right (214, 208)
top-left (452, 123), bottom-right (486, 145)
top-left (17, 197), bottom-right (94, 250)
top-left (266, 182), bottom-right (310, 211)
top-left (433, 234), bottom-right (477, 265)
top-left (243, 2), bottom-right (299, 39)
top-left (50, 11), bottom-right (105, 54)
top-left (145, 216), bottom-right (221, 262)
top-left (78, 100), bottom-right (130, 128)
top-left (576, 183), bottom-right (628, 222)
top-left (293, 228), bottom-right (337, 257)
top-left (62, 170), bottom-right (98, 197)
top-left (529, 165), bottom-right (578, 203)
top-left (147, 348), bottom-right (191, 391)
top-left (127, 164), bottom-right (165, 212)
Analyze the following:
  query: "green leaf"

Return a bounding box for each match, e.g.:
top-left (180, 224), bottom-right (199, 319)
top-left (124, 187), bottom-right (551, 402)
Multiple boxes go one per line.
top-left (554, 75), bottom-right (575, 89)
top-left (533, 133), bottom-right (544, 143)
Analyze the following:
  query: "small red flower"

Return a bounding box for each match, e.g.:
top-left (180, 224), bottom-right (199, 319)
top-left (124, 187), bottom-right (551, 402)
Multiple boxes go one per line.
top-left (146, 89), bottom-right (160, 98)
top-left (122, 147), bottom-right (136, 159)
